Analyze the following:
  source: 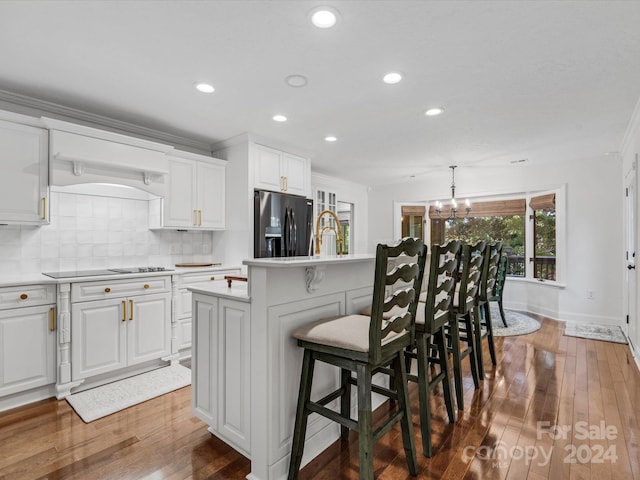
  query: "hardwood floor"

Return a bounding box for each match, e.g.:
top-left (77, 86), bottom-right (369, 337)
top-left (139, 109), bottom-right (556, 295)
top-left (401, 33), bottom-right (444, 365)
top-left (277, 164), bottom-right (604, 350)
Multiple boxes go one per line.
top-left (1, 316), bottom-right (639, 479)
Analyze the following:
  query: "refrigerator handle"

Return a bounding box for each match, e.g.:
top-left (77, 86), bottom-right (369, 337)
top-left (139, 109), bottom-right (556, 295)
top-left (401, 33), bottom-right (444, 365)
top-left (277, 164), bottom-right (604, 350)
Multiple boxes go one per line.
top-left (283, 207), bottom-right (289, 256)
top-left (291, 210), bottom-right (298, 255)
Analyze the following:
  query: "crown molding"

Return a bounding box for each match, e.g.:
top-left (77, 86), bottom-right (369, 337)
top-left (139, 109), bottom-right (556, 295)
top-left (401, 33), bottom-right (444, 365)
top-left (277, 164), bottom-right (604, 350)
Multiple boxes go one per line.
top-left (0, 89), bottom-right (213, 155)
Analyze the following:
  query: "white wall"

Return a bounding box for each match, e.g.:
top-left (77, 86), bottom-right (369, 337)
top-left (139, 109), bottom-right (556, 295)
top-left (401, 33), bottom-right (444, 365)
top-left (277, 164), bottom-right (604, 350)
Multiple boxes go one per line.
top-left (311, 172), bottom-right (369, 255)
top-left (368, 157), bottom-right (623, 325)
top-left (0, 189), bottom-right (216, 274)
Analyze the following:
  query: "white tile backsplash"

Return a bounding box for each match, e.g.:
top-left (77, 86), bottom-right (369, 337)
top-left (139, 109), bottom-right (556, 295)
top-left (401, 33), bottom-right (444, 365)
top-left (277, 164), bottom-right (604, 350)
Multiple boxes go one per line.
top-left (0, 191), bottom-right (216, 274)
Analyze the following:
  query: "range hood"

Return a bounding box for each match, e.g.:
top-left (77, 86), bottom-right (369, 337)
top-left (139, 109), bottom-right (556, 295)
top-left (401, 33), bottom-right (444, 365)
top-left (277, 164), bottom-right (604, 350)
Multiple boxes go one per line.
top-left (43, 117), bottom-right (173, 197)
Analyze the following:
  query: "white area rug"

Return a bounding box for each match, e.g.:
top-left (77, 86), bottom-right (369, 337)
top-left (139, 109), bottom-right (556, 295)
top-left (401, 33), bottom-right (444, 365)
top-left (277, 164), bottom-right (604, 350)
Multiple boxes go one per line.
top-left (564, 321), bottom-right (627, 344)
top-left (66, 364), bottom-right (191, 423)
top-left (490, 305), bottom-right (541, 337)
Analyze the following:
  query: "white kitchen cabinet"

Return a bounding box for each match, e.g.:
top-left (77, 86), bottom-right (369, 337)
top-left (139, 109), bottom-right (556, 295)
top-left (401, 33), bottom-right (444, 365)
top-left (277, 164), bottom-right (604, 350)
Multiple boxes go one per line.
top-left (0, 301), bottom-right (56, 397)
top-left (71, 277), bottom-right (171, 380)
top-left (0, 119), bottom-right (49, 224)
top-left (154, 153), bottom-right (226, 230)
top-left (192, 293), bottom-right (251, 456)
top-left (173, 268), bottom-right (241, 357)
top-left (253, 144), bottom-right (309, 197)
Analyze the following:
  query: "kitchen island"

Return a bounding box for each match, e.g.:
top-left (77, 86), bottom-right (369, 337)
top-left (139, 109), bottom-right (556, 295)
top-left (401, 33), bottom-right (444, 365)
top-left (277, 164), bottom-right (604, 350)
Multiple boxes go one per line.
top-left (189, 254), bottom-right (380, 480)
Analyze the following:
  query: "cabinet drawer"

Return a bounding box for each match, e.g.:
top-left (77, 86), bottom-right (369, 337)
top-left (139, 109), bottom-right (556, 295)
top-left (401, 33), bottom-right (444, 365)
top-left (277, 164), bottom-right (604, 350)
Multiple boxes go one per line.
top-left (0, 284), bottom-right (56, 310)
top-left (71, 275), bottom-right (171, 303)
top-left (176, 269), bottom-right (241, 317)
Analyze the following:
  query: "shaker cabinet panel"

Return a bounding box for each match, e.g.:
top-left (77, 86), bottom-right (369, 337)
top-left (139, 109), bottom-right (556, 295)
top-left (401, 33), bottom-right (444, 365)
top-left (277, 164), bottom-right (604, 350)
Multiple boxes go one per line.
top-left (165, 158), bottom-right (197, 227)
top-left (0, 305), bottom-right (56, 397)
top-left (253, 144), bottom-right (310, 197)
top-left (127, 292), bottom-right (171, 366)
top-left (0, 119), bottom-right (49, 224)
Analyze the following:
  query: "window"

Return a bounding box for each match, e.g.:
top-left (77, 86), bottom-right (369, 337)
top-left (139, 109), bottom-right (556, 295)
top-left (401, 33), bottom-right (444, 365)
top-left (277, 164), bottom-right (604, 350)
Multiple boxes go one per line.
top-left (401, 205), bottom-right (425, 240)
top-left (429, 192), bottom-right (559, 282)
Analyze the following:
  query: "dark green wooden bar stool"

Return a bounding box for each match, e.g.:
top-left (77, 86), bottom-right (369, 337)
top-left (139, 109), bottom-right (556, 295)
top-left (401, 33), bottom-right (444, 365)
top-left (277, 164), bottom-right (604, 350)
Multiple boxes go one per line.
top-left (287, 237), bottom-right (427, 480)
top-left (405, 240), bottom-right (461, 457)
top-left (489, 256), bottom-right (509, 327)
top-left (448, 241), bottom-right (485, 410)
top-left (476, 241), bottom-right (502, 377)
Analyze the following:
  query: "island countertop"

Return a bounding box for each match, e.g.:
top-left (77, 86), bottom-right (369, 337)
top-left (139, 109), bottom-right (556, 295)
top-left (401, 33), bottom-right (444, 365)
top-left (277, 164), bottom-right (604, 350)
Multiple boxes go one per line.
top-left (242, 253), bottom-right (375, 268)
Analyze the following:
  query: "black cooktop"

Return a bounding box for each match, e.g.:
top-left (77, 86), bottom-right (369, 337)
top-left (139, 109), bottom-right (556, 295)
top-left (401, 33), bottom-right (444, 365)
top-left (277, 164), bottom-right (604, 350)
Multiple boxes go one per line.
top-left (42, 267), bottom-right (173, 279)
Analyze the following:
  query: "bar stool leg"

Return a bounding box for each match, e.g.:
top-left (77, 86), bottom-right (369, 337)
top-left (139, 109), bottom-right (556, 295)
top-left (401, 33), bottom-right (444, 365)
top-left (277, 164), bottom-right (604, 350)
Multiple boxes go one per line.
top-left (435, 329), bottom-right (456, 423)
top-left (356, 363), bottom-right (374, 480)
top-left (464, 312), bottom-right (481, 387)
top-left (483, 303), bottom-right (497, 365)
top-left (471, 308), bottom-right (485, 378)
top-left (288, 350), bottom-right (315, 480)
top-left (340, 368), bottom-right (351, 440)
top-left (393, 351), bottom-right (418, 472)
top-left (416, 332), bottom-right (432, 457)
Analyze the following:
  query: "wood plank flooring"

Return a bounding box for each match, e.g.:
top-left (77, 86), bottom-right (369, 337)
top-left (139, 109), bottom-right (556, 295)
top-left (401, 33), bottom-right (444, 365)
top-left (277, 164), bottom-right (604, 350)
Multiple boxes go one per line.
top-left (1, 316), bottom-right (639, 480)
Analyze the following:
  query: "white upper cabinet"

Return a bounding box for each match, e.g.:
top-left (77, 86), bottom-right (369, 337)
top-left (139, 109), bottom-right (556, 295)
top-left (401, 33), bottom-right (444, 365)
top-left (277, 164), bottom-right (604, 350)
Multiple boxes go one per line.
top-left (253, 143), bottom-right (310, 197)
top-left (152, 152), bottom-right (226, 230)
top-left (0, 119), bottom-right (49, 224)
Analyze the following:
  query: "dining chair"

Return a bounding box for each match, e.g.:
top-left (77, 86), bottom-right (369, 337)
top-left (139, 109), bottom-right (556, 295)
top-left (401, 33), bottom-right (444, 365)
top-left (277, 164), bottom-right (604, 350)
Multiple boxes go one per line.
top-left (476, 241), bottom-right (502, 377)
top-left (405, 240), bottom-right (461, 457)
top-left (448, 241), bottom-right (485, 410)
top-left (489, 256), bottom-right (508, 327)
top-left (288, 237), bottom-right (427, 480)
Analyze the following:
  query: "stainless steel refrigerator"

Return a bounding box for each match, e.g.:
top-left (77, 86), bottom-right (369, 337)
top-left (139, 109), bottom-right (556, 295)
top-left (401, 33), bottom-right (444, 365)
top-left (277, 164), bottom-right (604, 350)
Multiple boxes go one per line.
top-left (254, 190), bottom-right (314, 258)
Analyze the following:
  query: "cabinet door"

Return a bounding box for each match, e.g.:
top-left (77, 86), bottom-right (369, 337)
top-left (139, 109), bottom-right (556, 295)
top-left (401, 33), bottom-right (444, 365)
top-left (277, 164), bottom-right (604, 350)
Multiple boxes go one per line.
top-left (71, 298), bottom-right (127, 380)
top-left (217, 299), bottom-right (251, 453)
top-left (254, 144), bottom-right (284, 192)
top-left (164, 157), bottom-right (197, 227)
top-left (127, 292), bottom-right (171, 366)
top-left (192, 293), bottom-right (219, 427)
top-left (0, 305), bottom-right (56, 396)
top-left (0, 120), bottom-right (49, 224)
top-left (197, 161), bottom-right (226, 229)
top-left (282, 153), bottom-right (308, 196)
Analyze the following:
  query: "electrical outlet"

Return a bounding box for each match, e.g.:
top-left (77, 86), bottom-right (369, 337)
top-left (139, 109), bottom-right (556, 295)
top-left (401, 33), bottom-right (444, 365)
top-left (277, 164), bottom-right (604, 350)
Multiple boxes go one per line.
top-left (587, 290), bottom-right (595, 300)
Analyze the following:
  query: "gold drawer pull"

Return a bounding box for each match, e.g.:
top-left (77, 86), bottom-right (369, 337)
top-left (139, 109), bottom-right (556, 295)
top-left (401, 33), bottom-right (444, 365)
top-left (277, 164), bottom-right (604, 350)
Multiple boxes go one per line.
top-left (122, 301), bottom-right (126, 322)
top-left (20, 293), bottom-right (28, 300)
top-left (129, 299), bottom-right (134, 321)
top-left (105, 287), bottom-right (111, 293)
top-left (143, 284), bottom-right (150, 289)
top-left (49, 307), bottom-right (56, 332)
top-left (210, 276), bottom-right (216, 281)
top-left (42, 197), bottom-right (47, 220)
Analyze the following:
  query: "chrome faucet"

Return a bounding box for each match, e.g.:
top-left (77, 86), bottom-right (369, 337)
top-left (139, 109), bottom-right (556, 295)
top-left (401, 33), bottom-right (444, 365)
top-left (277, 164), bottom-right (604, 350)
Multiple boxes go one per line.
top-left (314, 209), bottom-right (344, 256)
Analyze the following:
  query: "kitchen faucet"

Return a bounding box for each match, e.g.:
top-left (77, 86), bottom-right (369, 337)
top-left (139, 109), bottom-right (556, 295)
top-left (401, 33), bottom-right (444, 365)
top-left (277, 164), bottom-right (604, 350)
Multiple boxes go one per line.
top-left (314, 209), bottom-right (344, 255)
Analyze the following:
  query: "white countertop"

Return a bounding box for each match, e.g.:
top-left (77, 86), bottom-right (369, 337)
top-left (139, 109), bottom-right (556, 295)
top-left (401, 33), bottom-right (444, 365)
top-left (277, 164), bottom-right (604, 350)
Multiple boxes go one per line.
top-left (188, 281), bottom-right (250, 302)
top-left (0, 265), bottom-right (242, 288)
top-left (243, 253), bottom-right (375, 268)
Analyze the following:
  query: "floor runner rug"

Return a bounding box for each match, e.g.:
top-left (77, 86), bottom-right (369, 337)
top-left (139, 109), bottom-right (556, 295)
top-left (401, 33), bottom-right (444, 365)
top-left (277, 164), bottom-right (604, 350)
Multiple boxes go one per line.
top-left (563, 321), bottom-right (627, 344)
top-left (66, 364), bottom-right (191, 423)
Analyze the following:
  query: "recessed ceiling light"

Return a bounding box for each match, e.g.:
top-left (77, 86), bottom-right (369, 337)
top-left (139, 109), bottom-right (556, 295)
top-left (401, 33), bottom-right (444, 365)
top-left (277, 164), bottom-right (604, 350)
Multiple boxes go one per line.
top-left (273, 115), bottom-right (287, 122)
top-left (310, 7), bottom-right (338, 28)
top-left (425, 107), bottom-right (444, 116)
top-left (325, 136), bottom-right (337, 142)
top-left (285, 75), bottom-right (308, 87)
top-left (195, 83), bottom-right (215, 93)
top-left (383, 72), bottom-right (403, 84)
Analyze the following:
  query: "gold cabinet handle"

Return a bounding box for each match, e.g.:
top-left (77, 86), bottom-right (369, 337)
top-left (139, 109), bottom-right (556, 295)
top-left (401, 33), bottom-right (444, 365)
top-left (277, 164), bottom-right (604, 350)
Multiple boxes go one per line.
top-left (280, 176), bottom-right (285, 191)
top-left (210, 276), bottom-right (216, 281)
top-left (20, 293), bottom-right (28, 300)
top-left (105, 287), bottom-right (111, 293)
top-left (198, 209), bottom-right (203, 226)
top-left (129, 299), bottom-right (134, 321)
top-left (42, 197), bottom-right (47, 220)
top-left (143, 284), bottom-right (150, 289)
top-left (193, 209), bottom-right (198, 226)
top-left (49, 307), bottom-right (56, 332)
top-left (122, 301), bottom-right (127, 322)
top-left (284, 176), bottom-right (288, 192)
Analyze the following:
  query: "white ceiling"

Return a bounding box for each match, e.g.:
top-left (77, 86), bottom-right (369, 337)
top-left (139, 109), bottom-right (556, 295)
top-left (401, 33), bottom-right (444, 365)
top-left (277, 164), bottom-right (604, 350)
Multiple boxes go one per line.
top-left (1, 1), bottom-right (640, 186)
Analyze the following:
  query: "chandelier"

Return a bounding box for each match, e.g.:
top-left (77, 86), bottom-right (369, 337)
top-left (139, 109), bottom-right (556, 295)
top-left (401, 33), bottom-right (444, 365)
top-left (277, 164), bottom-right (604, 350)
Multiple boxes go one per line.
top-left (434, 165), bottom-right (471, 218)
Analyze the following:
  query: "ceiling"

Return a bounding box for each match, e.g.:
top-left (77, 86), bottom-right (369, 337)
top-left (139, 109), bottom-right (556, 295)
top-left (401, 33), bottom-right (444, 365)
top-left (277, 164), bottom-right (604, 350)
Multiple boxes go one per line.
top-left (1, 1), bottom-right (640, 186)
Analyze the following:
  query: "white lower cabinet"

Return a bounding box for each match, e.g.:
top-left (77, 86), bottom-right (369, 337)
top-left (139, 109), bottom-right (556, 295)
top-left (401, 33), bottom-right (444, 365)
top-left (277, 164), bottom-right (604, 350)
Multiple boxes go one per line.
top-left (71, 277), bottom-right (171, 381)
top-left (0, 304), bottom-right (56, 397)
top-left (192, 293), bottom-right (251, 456)
top-left (173, 269), bottom-right (241, 357)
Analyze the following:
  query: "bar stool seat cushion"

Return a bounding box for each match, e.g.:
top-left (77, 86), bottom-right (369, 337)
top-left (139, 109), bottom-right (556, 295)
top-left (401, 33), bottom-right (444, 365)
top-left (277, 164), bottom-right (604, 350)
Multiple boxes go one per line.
top-left (293, 314), bottom-right (408, 353)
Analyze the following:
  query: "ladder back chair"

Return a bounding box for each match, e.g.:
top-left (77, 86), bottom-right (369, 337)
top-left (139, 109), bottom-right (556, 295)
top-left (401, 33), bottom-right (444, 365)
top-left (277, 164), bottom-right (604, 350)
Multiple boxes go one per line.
top-left (476, 241), bottom-right (502, 377)
top-left (448, 240), bottom-right (485, 410)
top-left (489, 255), bottom-right (509, 327)
top-left (288, 237), bottom-right (427, 480)
top-left (406, 240), bottom-right (461, 457)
